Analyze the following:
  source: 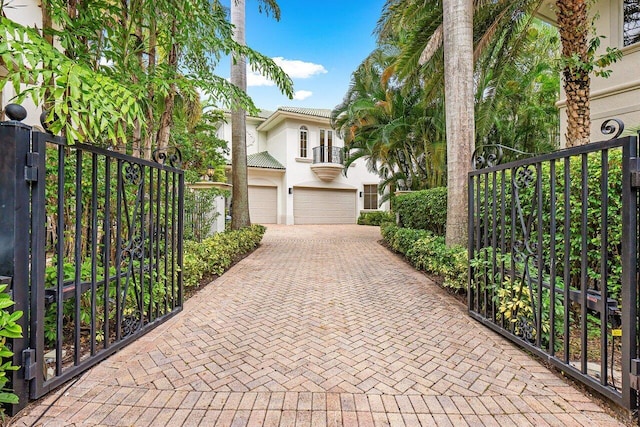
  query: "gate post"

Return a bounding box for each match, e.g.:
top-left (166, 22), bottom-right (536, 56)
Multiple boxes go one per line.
top-left (0, 104), bottom-right (33, 413)
top-left (621, 135), bottom-right (639, 411)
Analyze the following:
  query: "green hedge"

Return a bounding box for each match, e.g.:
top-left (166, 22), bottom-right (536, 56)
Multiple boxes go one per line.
top-left (357, 211), bottom-right (394, 226)
top-left (381, 223), bottom-right (467, 292)
top-left (183, 224), bottom-right (266, 288)
top-left (471, 148), bottom-right (624, 301)
top-left (395, 187), bottom-right (447, 235)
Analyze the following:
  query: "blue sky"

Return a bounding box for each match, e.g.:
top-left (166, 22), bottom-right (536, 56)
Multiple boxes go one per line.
top-left (215, 1), bottom-right (386, 112)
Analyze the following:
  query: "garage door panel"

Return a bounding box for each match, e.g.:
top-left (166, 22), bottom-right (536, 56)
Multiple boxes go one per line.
top-left (293, 188), bottom-right (356, 224)
top-left (249, 186), bottom-right (277, 224)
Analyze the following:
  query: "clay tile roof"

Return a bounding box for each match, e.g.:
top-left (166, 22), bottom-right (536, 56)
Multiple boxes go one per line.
top-left (276, 107), bottom-right (332, 118)
top-left (246, 151), bottom-right (285, 170)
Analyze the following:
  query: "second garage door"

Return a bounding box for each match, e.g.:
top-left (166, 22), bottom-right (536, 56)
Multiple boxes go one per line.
top-left (248, 186), bottom-right (277, 224)
top-left (293, 188), bottom-right (356, 224)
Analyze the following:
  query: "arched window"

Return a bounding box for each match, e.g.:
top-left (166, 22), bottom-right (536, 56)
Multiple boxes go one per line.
top-left (299, 126), bottom-right (308, 157)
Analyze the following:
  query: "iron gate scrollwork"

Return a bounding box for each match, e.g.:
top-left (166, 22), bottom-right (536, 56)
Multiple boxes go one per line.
top-left (0, 106), bottom-right (184, 409)
top-left (469, 127), bottom-right (639, 411)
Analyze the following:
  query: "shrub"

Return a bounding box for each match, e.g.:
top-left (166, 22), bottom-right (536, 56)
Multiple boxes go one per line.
top-left (357, 211), bottom-right (394, 226)
top-left (183, 224), bottom-right (266, 288)
top-left (395, 187), bottom-right (447, 235)
top-left (380, 223), bottom-right (399, 248)
top-left (471, 148), bottom-right (624, 301)
top-left (0, 283), bottom-right (22, 409)
top-left (392, 228), bottom-right (430, 254)
top-left (406, 236), bottom-right (468, 292)
top-left (381, 224), bottom-right (468, 293)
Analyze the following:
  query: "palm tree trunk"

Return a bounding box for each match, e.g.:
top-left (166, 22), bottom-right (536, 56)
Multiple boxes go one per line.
top-left (556, 0), bottom-right (590, 147)
top-left (443, 0), bottom-right (474, 247)
top-left (230, 0), bottom-right (251, 229)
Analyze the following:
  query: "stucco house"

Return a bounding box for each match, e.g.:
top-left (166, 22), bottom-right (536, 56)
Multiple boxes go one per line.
top-left (538, 1), bottom-right (640, 144)
top-left (219, 107), bottom-right (388, 225)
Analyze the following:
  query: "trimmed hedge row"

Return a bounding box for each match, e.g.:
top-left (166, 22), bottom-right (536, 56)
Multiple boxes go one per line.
top-left (395, 187), bottom-right (447, 234)
top-left (381, 223), bottom-right (467, 292)
top-left (357, 211), bottom-right (395, 226)
top-left (183, 224), bottom-right (266, 288)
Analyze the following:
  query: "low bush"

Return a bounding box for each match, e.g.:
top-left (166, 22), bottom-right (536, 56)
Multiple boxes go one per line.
top-left (183, 224), bottom-right (266, 288)
top-left (357, 211), bottom-right (394, 226)
top-left (0, 282), bottom-right (22, 410)
top-left (381, 224), bottom-right (467, 293)
top-left (380, 222), bottom-right (399, 248)
top-left (395, 187), bottom-right (447, 235)
top-left (406, 236), bottom-right (467, 292)
top-left (391, 228), bottom-right (430, 254)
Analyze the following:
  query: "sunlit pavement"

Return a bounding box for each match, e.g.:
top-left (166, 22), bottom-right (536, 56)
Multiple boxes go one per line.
top-left (11, 225), bottom-right (625, 426)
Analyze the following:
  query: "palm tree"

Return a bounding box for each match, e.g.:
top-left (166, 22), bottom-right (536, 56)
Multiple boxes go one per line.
top-left (556, 0), bottom-right (590, 147)
top-left (337, 1), bottom-right (565, 208)
top-left (475, 21), bottom-right (560, 154)
top-left (230, 0), bottom-right (251, 229)
top-left (332, 47), bottom-right (447, 201)
top-left (442, 0), bottom-right (474, 247)
top-left (21, 0), bottom-right (292, 154)
top-left (377, 0), bottom-right (546, 246)
top-left (230, 0), bottom-right (282, 230)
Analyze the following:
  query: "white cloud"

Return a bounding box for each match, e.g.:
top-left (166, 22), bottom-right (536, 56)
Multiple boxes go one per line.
top-left (247, 71), bottom-right (275, 87)
top-left (293, 90), bottom-right (313, 101)
top-left (246, 57), bottom-right (327, 87)
top-left (272, 57), bottom-right (327, 79)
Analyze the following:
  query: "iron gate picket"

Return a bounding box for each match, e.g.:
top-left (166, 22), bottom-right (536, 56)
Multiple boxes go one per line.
top-left (0, 106), bottom-right (184, 412)
top-left (468, 121), bottom-right (640, 411)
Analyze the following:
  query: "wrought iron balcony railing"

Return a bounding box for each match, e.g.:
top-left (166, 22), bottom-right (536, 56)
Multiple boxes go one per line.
top-left (312, 146), bottom-right (344, 164)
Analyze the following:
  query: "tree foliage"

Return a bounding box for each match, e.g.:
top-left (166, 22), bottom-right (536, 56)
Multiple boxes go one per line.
top-left (0, 0), bottom-right (293, 160)
top-left (333, 5), bottom-right (562, 211)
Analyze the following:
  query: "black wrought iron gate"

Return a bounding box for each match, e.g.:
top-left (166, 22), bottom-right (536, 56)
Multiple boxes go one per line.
top-left (468, 120), bottom-right (640, 412)
top-left (0, 106), bottom-right (184, 413)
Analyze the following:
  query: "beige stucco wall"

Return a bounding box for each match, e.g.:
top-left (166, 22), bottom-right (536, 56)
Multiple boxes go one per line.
top-left (2, 0), bottom-right (44, 126)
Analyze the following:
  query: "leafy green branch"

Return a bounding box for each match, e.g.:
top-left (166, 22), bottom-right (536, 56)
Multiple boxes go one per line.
top-left (0, 283), bottom-right (23, 408)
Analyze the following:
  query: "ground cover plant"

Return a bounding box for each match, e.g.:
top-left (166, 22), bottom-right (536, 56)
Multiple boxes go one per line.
top-left (182, 224), bottom-right (266, 289)
top-left (0, 283), bottom-right (22, 414)
top-left (357, 211), bottom-right (394, 226)
top-left (382, 188), bottom-right (466, 293)
top-left (380, 222), bottom-right (467, 293)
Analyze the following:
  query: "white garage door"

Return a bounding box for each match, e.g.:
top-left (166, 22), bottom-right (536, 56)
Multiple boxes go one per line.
top-left (293, 188), bottom-right (356, 224)
top-left (248, 186), bottom-right (277, 224)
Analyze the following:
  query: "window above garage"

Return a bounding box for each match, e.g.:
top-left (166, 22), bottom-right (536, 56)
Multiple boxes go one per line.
top-left (299, 126), bottom-right (308, 158)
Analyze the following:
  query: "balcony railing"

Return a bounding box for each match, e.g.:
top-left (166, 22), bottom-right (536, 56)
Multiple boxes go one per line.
top-left (312, 146), bottom-right (344, 164)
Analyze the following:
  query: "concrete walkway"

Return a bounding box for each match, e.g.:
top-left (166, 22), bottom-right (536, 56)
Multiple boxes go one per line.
top-left (11, 225), bottom-right (625, 426)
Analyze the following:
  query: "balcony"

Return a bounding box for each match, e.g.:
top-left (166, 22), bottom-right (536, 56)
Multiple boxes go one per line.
top-left (311, 146), bottom-right (344, 182)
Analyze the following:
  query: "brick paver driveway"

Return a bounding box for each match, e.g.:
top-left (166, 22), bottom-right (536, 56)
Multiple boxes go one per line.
top-left (12, 225), bottom-right (625, 426)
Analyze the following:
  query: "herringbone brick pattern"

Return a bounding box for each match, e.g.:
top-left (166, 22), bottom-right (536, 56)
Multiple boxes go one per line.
top-left (11, 225), bottom-right (625, 426)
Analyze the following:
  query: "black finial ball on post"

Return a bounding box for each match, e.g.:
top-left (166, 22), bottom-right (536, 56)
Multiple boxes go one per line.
top-left (5, 104), bottom-right (27, 122)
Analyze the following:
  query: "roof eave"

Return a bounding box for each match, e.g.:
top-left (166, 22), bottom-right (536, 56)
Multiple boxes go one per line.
top-left (256, 110), bottom-right (330, 132)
